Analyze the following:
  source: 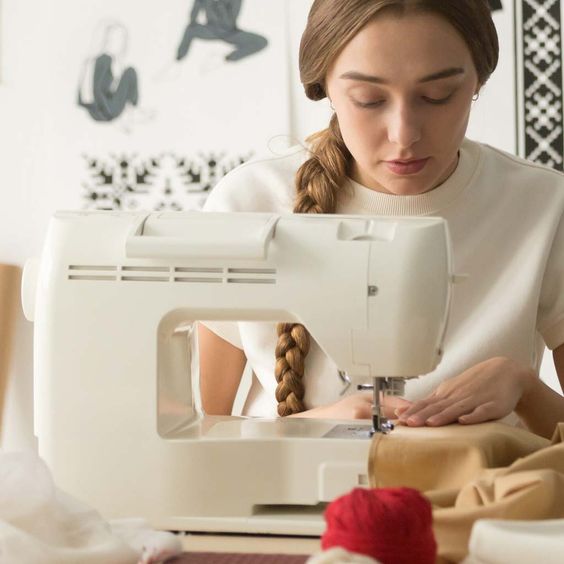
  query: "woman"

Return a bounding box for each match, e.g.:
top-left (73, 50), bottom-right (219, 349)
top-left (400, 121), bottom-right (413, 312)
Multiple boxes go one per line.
top-left (199, 0), bottom-right (564, 439)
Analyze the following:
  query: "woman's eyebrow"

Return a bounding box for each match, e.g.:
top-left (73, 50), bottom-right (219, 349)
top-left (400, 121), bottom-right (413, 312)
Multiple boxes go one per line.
top-left (339, 67), bottom-right (465, 84)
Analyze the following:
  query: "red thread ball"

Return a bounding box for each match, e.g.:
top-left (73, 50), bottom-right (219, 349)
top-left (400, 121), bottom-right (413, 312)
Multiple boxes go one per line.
top-left (321, 487), bottom-right (437, 564)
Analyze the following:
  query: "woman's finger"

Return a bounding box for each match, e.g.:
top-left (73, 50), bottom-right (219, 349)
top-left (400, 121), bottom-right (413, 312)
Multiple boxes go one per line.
top-left (425, 400), bottom-right (476, 426)
top-left (396, 398), bottom-right (434, 420)
top-left (458, 402), bottom-right (498, 425)
top-left (398, 398), bottom-right (453, 426)
top-left (382, 396), bottom-right (412, 418)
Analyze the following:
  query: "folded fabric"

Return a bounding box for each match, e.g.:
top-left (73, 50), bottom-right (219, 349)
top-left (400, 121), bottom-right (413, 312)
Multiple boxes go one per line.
top-left (432, 433), bottom-right (564, 562)
top-left (461, 518), bottom-right (564, 564)
top-left (368, 422), bottom-right (549, 491)
top-left (0, 451), bottom-right (182, 564)
top-left (368, 422), bottom-right (564, 563)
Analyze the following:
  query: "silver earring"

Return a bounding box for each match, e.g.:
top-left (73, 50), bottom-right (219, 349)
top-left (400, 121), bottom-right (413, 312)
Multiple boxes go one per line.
top-left (472, 92), bottom-right (480, 102)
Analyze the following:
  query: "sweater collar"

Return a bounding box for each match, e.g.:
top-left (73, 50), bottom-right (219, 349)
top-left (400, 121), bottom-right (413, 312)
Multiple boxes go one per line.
top-left (339, 138), bottom-right (481, 216)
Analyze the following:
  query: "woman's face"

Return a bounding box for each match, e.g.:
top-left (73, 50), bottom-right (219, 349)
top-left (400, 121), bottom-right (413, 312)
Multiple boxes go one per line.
top-left (326, 11), bottom-right (480, 196)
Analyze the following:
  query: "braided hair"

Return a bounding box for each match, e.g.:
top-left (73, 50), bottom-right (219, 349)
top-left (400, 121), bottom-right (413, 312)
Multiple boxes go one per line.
top-left (275, 115), bottom-right (352, 416)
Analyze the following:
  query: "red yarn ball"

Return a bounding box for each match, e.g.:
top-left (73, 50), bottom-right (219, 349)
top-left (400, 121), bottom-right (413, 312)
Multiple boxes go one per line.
top-left (321, 487), bottom-right (437, 564)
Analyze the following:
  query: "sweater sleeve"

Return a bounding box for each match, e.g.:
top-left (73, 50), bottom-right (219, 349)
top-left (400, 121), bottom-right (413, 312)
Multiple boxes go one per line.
top-left (538, 211), bottom-right (564, 350)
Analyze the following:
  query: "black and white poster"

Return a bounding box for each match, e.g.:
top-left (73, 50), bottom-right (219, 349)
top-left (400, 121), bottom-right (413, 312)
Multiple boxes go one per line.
top-left (38, 0), bottom-right (289, 212)
top-left (518, 0), bottom-right (563, 169)
top-left (468, 0), bottom-right (563, 171)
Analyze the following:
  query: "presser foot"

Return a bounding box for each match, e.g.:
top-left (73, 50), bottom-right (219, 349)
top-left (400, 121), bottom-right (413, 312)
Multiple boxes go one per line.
top-left (358, 376), bottom-right (407, 435)
top-left (370, 416), bottom-right (394, 436)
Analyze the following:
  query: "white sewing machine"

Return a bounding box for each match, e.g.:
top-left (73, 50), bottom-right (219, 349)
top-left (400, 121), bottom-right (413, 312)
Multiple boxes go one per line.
top-left (22, 210), bottom-right (453, 535)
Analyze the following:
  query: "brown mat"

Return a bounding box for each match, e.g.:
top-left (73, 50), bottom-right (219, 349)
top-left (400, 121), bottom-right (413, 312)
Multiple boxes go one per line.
top-left (0, 264), bottom-right (21, 431)
top-left (166, 553), bottom-right (309, 564)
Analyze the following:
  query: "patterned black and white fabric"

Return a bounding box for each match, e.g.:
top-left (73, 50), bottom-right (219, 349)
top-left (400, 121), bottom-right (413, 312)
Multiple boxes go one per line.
top-left (519, 0), bottom-right (563, 170)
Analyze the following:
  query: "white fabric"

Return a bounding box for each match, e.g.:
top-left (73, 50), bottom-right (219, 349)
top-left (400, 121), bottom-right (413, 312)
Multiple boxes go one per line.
top-left (0, 451), bottom-right (182, 564)
top-left (202, 138), bottom-right (564, 418)
top-left (462, 519), bottom-right (564, 564)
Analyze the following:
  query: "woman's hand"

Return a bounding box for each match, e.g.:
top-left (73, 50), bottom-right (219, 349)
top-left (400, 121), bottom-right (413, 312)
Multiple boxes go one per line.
top-left (290, 392), bottom-right (412, 420)
top-left (396, 356), bottom-right (536, 427)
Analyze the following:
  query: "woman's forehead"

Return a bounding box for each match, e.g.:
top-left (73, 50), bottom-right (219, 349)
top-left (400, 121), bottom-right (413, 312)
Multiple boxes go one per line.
top-left (330, 12), bottom-right (475, 77)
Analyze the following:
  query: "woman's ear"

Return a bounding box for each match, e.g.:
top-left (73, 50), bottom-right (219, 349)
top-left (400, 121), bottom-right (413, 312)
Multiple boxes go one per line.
top-left (473, 81), bottom-right (484, 101)
top-left (472, 83), bottom-right (484, 101)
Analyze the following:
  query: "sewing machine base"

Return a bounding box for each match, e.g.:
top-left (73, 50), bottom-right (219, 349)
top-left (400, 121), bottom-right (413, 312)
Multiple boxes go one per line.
top-left (161, 507), bottom-right (327, 536)
top-left (38, 417), bottom-right (373, 536)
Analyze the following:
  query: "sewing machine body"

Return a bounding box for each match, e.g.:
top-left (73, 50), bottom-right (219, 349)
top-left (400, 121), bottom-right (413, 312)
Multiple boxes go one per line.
top-left (23, 210), bottom-right (452, 534)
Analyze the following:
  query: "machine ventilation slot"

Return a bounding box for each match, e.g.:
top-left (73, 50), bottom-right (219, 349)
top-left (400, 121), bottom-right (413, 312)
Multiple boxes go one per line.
top-left (174, 277), bottom-right (222, 283)
top-left (228, 268), bottom-right (276, 274)
top-left (227, 267), bottom-right (277, 285)
top-left (67, 264), bottom-right (277, 284)
top-left (68, 265), bottom-right (118, 281)
top-left (175, 267), bottom-right (223, 273)
top-left (68, 265), bottom-right (117, 271)
top-left (227, 278), bottom-right (275, 284)
top-left (121, 265), bottom-right (170, 282)
top-left (122, 266), bottom-right (169, 273)
top-left (69, 275), bottom-right (117, 281)
top-left (174, 266), bottom-right (223, 283)
top-left (121, 276), bottom-right (169, 282)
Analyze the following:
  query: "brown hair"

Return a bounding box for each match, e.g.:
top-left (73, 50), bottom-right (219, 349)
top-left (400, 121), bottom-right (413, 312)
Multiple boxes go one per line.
top-left (274, 0), bottom-right (499, 416)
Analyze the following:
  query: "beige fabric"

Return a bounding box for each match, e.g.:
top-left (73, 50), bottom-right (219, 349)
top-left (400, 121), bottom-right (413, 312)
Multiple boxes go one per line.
top-left (368, 423), bottom-right (564, 563)
top-left (368, 422), bottom-right (550, 491)
top-left (0, 264), bottom-right (20, 433)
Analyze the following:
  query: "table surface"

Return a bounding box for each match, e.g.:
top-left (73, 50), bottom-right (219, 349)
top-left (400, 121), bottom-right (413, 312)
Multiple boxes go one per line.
top-left (179, 534), bottom-right (321, 555)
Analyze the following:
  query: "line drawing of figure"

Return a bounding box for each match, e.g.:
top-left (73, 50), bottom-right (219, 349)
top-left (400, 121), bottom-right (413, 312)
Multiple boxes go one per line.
top-left (489, 0), bottom-right (502, 11)
top-left (78, 21), bottom-right (152, 131)
top-left (176, 0), bottom-right (268, 63)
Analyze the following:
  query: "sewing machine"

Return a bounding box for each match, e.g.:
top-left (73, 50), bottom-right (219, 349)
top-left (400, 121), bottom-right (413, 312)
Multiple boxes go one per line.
top-left (22, 210), bottom-right (453, 535)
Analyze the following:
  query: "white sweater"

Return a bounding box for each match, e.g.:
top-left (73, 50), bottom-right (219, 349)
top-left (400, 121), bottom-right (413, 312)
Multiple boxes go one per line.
top-left (202, 138), bottom-right (564, 418)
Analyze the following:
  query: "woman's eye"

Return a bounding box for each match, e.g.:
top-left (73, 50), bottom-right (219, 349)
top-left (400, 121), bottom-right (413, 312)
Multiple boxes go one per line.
top-left (351, 92), bottom-right (455, 108)
top-left (422, 94), bottom-right (454, 105)
top-left (353, 99), bottom-right (385, 109)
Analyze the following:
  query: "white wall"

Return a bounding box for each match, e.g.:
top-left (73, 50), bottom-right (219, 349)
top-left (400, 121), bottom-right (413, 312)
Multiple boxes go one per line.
top-left (0, 0), bottom-right (51, 451)
top-left (0, 0), bottom-right (560, 452)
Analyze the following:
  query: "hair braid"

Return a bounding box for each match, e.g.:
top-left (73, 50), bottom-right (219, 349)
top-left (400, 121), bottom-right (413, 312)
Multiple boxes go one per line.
top-left (274, 114), bottom-right (351, 416)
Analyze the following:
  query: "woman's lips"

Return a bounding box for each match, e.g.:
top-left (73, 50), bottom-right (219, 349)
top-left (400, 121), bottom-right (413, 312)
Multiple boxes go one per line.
top-left (385, 157), bottom-right (430, 176)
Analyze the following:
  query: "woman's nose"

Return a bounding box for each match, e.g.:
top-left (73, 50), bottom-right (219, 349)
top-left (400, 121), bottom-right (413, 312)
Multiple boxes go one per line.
top-left (386, 105), bottom-right (422, 149)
